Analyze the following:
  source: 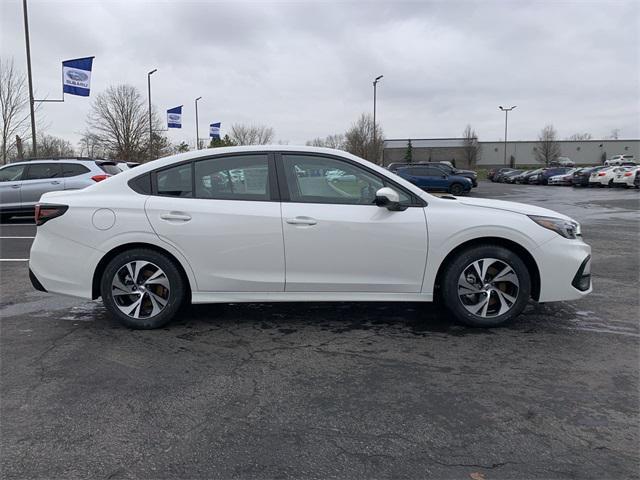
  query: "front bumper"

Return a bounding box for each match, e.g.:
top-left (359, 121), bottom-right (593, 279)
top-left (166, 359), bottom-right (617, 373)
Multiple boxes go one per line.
top-left (535, 236), bottom-right (592, 302)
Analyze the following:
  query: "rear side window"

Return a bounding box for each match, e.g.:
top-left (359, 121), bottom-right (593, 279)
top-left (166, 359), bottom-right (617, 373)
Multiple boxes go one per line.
top-left (194, 154), bottom-right (270, 201)
top-left (97, 162), bottom-right (122, 175)
top-left (157, 163), bottom-right (193, 197)
top-left (61, 163), bottom-right (90, 177)
top-left (0, 165), bottom-right (26, 182)
top-left (25, 163), bottom-right (61, 180)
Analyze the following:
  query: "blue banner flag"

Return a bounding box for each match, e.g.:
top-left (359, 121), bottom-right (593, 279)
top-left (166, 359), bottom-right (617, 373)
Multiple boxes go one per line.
top-left (62, 57), bottom-right (94, 97)
top-left (167, 106), bottom-right (182, 129)
top-left (209, 122), bottom-right (221, 139)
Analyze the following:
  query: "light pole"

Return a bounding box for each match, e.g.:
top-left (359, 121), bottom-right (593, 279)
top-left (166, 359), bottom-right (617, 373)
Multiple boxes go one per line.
top-left (195, 96), bottom-right (202, 149)
top-left (147, 69), bottom-right (157, 161)
top-left (499, 105), bottom-right (516, 167)
top-left (372, 75), bottom-right (383, 163)
top-left (22, 0), bottom-right (37, 156)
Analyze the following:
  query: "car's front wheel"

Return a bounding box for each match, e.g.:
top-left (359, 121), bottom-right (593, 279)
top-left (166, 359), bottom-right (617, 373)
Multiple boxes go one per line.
top-left (100, 248), bottom-right (186, 329)
top-left (441, 245), bottom-right (531, 327)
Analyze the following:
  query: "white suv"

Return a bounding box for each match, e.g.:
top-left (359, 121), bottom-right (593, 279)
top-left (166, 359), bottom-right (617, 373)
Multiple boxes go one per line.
top-left (605, 155), bottom-right (636, 166)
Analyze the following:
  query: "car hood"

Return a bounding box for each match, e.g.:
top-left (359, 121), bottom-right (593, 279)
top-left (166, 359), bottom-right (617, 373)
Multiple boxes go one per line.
top-left (455, 196), bottom-right (573, 221)
top-left (454, 169), bottom-right (476, 176)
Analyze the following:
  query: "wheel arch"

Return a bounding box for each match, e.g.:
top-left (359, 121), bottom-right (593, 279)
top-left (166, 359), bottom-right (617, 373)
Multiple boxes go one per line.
top-left (92, 242), bottom-right (193, 300)
top-left (433, 236), bottom-right (541, 301)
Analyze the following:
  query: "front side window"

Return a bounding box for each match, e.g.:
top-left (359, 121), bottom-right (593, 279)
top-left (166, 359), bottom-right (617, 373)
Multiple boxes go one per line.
top-left (25, 163), bottom-right (61, 180)
top-left (157, 163), bottom-right (193, 197)
top-left (282, 154), bottom-right (410, 205)
top-left (0, 165), bottom-right (26, 182)
top-left (195, 154), bottom-right (270, 201)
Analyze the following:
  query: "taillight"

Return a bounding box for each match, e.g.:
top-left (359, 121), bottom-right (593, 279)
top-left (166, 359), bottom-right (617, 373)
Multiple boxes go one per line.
top-left (91, 174), bottom-right (111, 182)
top-left (35, 204), bottom-right (68, 226)
top-left (598, 172), bottom-right (606, 176)
top-left (624, 172), bottom-right (632, 176)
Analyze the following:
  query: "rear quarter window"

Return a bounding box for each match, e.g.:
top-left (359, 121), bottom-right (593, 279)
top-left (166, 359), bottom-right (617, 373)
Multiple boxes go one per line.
top-left (97, 162), bottom-right (122, 175)
top-left (61, 163), bottom-right (90, 177)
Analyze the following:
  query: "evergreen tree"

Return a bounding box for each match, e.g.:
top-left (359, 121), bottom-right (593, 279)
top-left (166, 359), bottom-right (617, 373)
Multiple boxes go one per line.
top-left (209, 134), bottom-right (237, 148)
top-left (404, 139), bottom-right (413, 163)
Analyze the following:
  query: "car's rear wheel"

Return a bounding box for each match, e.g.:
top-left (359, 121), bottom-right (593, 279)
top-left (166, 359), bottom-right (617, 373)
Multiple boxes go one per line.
top-left (441, 245), bottom-right (531, 327)
top-left (100, 248), bottom-right (185, 329)
top-left (449, 183), bottom-right (465, 196)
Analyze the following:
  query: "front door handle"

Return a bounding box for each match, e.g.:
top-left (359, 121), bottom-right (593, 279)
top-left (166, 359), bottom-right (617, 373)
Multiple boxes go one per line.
top-left (286, 216), bottom-right (317, 226)
top-left (160, 212), bottom-right (192, 222)
top-left (10, 184), bottom-right (20, 189)
top-left (51, 181), bottom-right (61, 185)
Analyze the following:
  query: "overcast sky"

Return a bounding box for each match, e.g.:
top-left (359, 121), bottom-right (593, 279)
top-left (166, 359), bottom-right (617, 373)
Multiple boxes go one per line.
top-left (1, 0), bottom-right (639, 148)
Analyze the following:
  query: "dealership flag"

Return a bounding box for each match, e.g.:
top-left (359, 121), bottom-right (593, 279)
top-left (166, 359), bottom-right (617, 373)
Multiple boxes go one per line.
top-left (167, 106), bottom-right (183, 128)
top-left (62, 57), bottom-right (94, 97)
top-left (209, 122), bottom-right (221, 139)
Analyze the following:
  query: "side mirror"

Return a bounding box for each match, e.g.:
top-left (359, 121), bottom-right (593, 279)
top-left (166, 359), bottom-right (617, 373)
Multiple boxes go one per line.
top-left (375, 187), bottom-right (407, 211)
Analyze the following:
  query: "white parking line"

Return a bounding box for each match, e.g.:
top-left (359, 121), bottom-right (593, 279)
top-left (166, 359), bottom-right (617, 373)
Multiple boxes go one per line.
top-left (0, 236), bottom-right (35, 239)
top-left (0, 259), bottom-right (29, 262)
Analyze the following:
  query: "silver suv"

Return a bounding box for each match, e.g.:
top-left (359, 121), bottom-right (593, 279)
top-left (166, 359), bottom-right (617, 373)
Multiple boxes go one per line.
top-left (0, 158), bottom-right (122, 222)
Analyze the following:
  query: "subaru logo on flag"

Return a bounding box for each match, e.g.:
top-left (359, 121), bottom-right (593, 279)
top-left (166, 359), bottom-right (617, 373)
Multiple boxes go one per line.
top-left (62, 57), bottom-right (94, 97)
top-left (167, 106), bottom-right (182, 129)
top-left (209, 122), bottom-right (221, 139)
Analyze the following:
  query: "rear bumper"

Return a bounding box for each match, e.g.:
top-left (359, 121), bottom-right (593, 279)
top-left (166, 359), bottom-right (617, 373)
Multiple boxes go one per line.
top-left (29, 268), bottom-right (47, 292)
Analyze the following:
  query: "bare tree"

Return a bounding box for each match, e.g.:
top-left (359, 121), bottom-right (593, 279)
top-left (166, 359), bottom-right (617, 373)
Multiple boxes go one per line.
top-left (535, 125), bottom-right (561, 166)
top-left (86, 84), bottom-right (157, 161)
top-left (567, 132), bottom-right (592, 141)
top-left (35, 133), bottom-right (75, 157)
top-left (608, 128), bottom-right (620, 140)
top-left (344, 113), bottom-right (383, 164)
top-left (0, 58), bottom-right (31, 164)
top-left (229, 124), bottom-right (274, 145)
top-left (77, 130), bottom-right (106, 158)
top-left (462, 125), bottom-right (481, 168)
top-left (306, 134), bottom-right (345, 150)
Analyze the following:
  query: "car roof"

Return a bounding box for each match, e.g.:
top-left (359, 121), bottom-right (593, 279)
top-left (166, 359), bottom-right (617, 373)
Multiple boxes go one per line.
top-left (5, 157), bottom-right (112, 166)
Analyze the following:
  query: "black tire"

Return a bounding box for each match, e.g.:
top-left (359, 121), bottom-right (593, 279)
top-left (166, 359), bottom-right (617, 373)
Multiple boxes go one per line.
top-left (449, 183), bottom-right (465, 196)
top-left (440, 245), bottom-right (531, 328)
top-left (100, 248), bottom-right (186, 329)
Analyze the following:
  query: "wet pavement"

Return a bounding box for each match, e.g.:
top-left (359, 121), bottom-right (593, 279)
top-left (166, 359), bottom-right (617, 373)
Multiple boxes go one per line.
top-left (1, 182), bottom-right (639, 479)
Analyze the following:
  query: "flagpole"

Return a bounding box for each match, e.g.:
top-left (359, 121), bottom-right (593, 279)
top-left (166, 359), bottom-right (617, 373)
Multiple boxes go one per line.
top-left (147, 69), bottom-right (157, 162)
top-left (195, 96), bottom-right (202, 149)
top-left (22, 0), bottom-right (37, 156)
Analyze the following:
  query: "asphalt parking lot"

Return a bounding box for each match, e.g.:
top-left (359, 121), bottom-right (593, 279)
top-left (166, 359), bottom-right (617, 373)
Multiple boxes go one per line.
top-left (1, 182), bottom-right (639, 479)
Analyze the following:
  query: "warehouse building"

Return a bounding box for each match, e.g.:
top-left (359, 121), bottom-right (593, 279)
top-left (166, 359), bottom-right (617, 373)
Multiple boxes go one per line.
top-left (382, 138), bottom-right (640, 169)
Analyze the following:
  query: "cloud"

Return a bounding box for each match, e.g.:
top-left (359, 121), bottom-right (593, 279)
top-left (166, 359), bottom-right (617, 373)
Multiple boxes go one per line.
top-left (1, 0), bottom-right (638, 149)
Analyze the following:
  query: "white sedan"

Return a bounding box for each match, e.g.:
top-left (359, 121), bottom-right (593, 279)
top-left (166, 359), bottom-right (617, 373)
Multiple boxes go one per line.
top-left (612, 166), bottom-right (640, 188)
top-left (29, 146), bottom-right (592, 329)
top-left (589, 166), bottom-right (626, 187)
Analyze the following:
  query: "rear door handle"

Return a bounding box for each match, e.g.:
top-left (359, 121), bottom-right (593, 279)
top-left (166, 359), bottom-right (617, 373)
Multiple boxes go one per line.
top-left (286, 216), bottom-right (317, 226)
top-left (51, 181), bottom-right (61, 185)
top-left (160, 212), bottom-right (192, 222)
top-left (10, 184), bottom-right (20, 189)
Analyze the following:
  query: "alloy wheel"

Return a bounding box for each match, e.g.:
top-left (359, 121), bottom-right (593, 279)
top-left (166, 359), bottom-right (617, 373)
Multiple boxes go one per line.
top-left (457, 258), bottom-right (520, 318)
top-left (111, 261), bottom-right (170, 319)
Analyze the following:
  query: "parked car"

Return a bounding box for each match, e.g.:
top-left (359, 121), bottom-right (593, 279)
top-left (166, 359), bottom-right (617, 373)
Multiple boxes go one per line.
top-left (551, 157), bottom-right (575, 167)
top-left (388, 162), bottom-right (478, 187)
top-left (511, 170), bottom-right (532, 184)
top-left (396, 165), bottom-right (472, 195)
top-left (519, 169), bottom-right (543, 184)
top-left (537, 167), bottom-right (574, 185)
top-left (636, 169), bottom-right (640, 188)
top-left (572, 167), bottom-right (605, 187)
top-left (29, 145), bottom-right (592, 330)
top-left (588, 166), bottom-right (626, 187)
top-left (612, 166), bottom-right (640, 188)
top-left (502, 170), bottom-right (524, 184)
top-left (548, 168), bottom-right (577, 186)
top-left (605, 155), bottom-right (635, 166)
top-left (118, 162), bottom-right (142, 170)
top-left (491, 168), bottom-right (516, 182)
top-left (0, 157), bottom-right (122, 222)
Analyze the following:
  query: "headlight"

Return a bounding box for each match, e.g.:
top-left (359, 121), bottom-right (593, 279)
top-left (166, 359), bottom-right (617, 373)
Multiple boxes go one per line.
top-left (528, 215), bottom-right (581, 239)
